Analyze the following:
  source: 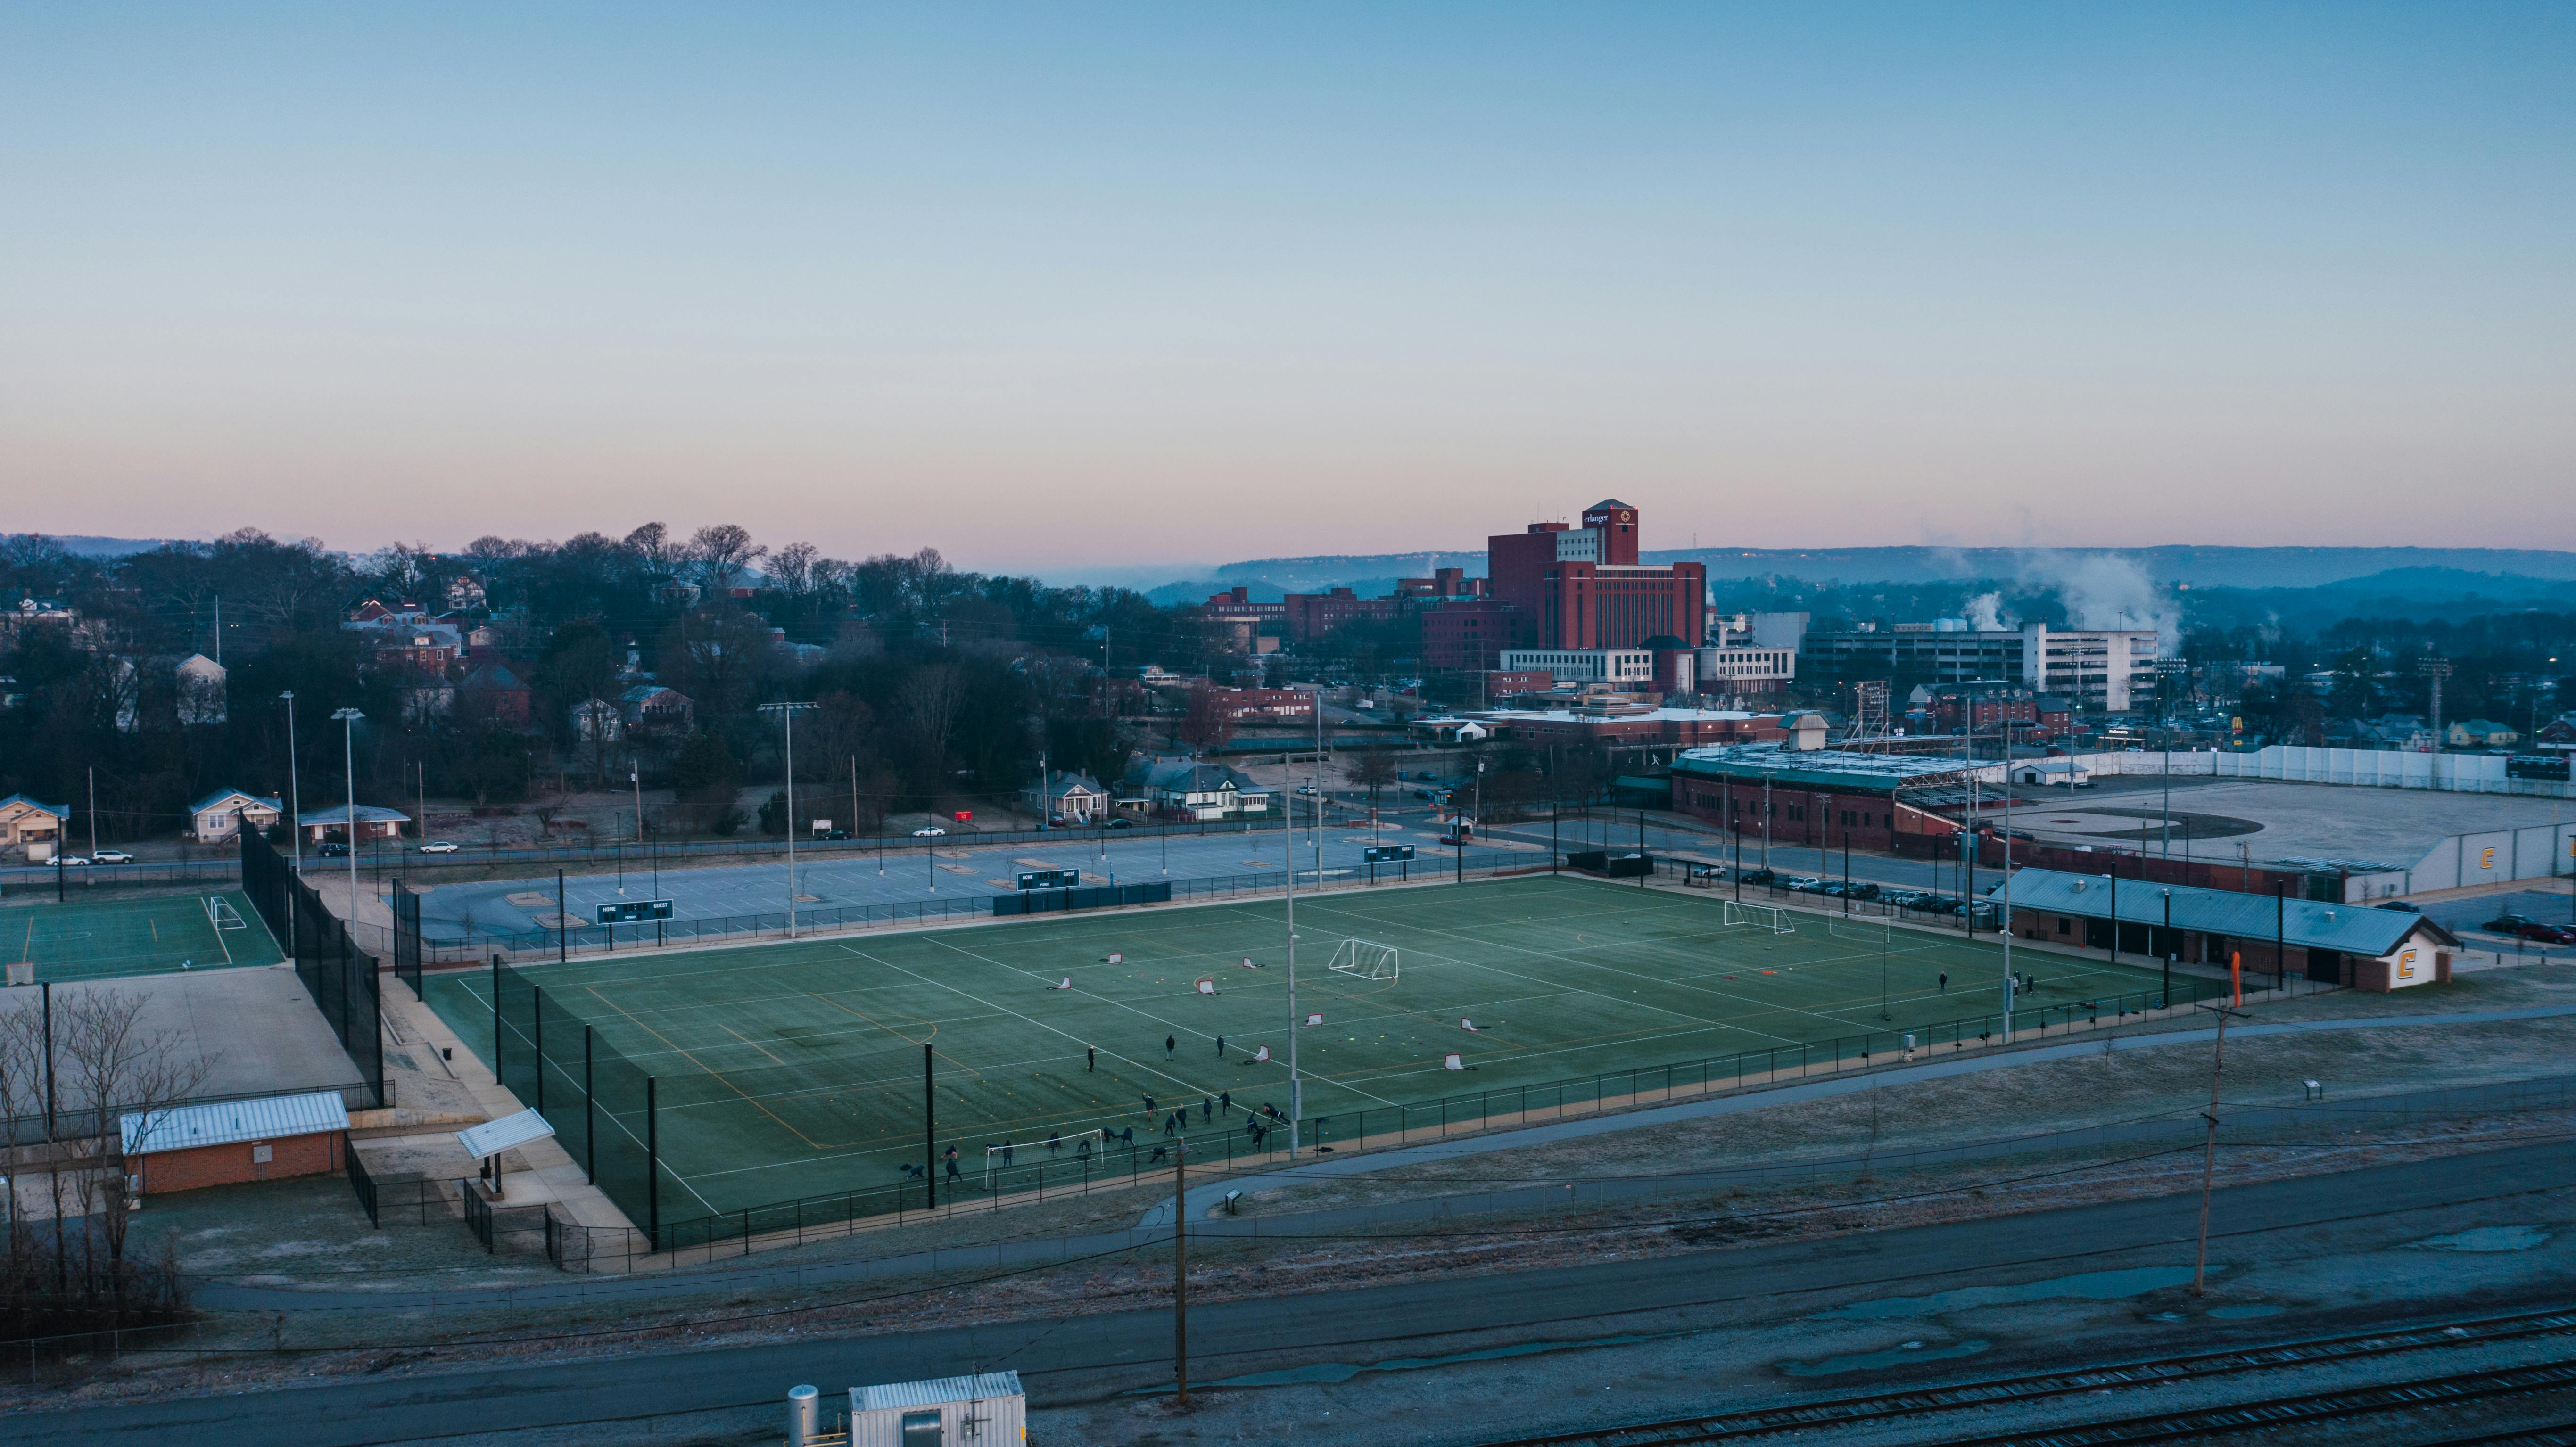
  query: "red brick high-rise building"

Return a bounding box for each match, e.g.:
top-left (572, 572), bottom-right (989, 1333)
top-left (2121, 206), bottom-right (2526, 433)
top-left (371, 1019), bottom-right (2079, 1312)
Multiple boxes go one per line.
top-left (1485, 499), bottom-right (1704, 650)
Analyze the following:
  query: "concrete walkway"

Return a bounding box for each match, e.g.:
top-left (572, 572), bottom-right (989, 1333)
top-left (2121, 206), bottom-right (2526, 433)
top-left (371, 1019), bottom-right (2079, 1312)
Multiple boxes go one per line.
top-left (195, 1002), bottom-right (2576, 1314)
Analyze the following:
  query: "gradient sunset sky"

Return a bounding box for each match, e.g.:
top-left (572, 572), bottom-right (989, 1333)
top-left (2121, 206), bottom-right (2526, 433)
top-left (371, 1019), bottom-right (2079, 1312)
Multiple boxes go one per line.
top-left (4, 4), bottom-right (2570, 571)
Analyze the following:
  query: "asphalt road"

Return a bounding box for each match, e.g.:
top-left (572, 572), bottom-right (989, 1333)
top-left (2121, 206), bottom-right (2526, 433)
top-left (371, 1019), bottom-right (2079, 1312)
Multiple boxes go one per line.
top-left (21, 1137), bottom-right (2576, 1445)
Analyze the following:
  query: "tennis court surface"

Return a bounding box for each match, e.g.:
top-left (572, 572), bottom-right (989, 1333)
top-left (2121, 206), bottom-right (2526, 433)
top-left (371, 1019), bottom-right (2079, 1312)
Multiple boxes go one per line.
top-left (2, 890), bottom-right (283, 983)
top-left (426, 874), bottom-right (2179, 1222)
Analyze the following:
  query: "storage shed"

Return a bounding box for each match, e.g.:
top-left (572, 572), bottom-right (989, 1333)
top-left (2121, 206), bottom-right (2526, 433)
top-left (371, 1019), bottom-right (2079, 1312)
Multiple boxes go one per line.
top-left (846, 1371), bottom-right (1024, 1447)
top-left (121, 1090), bottom-right (350, 1195)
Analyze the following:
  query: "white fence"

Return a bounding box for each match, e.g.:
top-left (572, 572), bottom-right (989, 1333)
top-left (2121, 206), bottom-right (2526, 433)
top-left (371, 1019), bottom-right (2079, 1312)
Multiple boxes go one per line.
top-left (2213, 744), bottom-right (2572, 797)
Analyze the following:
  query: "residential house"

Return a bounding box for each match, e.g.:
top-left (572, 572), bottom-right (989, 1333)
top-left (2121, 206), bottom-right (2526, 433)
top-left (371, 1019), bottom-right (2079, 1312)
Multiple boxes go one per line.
top-left (300, 803), bottom-right (411, 842)
top-left (1123, 760), bottom-right (1273, 821)
top-left (570, 698), bottom-right (624, 743)
top-left (2535, 715), bottom-right (2576, 753)
top-left (619, 685), bottom-right (694, 733)
top-left (458, 663), bottom-right (532, 728)
top-left (2448, 719), bottom-right (2518, 749)
top-left (1024, 771), bottom-right (1110, 824)
top-left (444, 574), bottom-right (488, 610)
top-left (189, 789), bottom-right (284, 844)
top-left (176, 652), bottom-right (229, 726)
top-left (0, 795), bottom-right (68, 861)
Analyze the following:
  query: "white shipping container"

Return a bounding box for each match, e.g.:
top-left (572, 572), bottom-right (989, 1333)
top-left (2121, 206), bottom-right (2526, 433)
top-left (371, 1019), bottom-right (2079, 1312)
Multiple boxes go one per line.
top-left (847, 1372), bottom-right (1025, 1447)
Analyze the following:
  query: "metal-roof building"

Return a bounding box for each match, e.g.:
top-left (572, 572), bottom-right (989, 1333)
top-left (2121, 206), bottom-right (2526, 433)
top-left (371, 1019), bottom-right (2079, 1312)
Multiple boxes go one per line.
top-left (122, 1090), bottom-right (354, 1195)
top-left (1997, 868), bottom-right (2463, 992)
top-left (840, 1372), bottom-right (1024, 1447)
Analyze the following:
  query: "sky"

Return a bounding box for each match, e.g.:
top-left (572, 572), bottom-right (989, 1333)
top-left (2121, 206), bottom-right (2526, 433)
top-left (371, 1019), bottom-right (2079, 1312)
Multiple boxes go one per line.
top-left (2, 3), bottom-right (2571, 574)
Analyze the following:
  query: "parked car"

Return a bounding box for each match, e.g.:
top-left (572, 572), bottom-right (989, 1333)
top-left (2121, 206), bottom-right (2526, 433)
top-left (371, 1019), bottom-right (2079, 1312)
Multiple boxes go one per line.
top-left (1739, 867), bottom-right (1778, 887)
top-left (91, 849), bottom-right (134, 863)
top-left (1820, 881), bottom-right (1851, 898)
top-left (823, 829), bottom-right (850, 840)
top-left (1784, 876), bottom-right (1824, 892)
top-left (2484, 913), bottom-right (2539, 934)
top-left (2509, 921), bottom-right (2576, 945)
top-left (1413, 789), bottom-right (1437, 800)
top-left (2376, 900), bottom-right (2421, 913)
top-left (1104, 818), bottom-right (1137, 829)
top-left (52, 855), bottom-right (89, 867)
top-left (417, 840), bottom-right (460, 854)
top-left (1848, 881), bottom-right (1882, 901)
top-left (1296, 784), bottom-right (1318, 795)
top-left (1438, 832), bottom-right (1471, 846)
top-left (912, 826), bottom-right (947, 838)
top-left (316, 841), bottom-right (351, 856)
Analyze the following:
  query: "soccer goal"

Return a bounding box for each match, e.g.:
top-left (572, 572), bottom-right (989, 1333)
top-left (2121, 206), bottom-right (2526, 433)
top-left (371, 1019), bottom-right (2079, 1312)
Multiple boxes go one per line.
top-left (206, 896), bottom-right (247, 930)
top-left (1722, 901), bottom-right (1795, 934)
top-left (1329, 937), bottom-right (1399, 981)
top-left (984, 1127), bottom-right (1107, 1189)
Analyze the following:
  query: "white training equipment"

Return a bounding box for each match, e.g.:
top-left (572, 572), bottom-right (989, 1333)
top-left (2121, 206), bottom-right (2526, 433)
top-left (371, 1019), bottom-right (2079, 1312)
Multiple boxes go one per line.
top-left (1722, 901), bottom-right (1795, 934)
top-left (1305, 1012), bottom-right (1323, 1026)
top-left (1251, 1045), bottom-right (1271, 1063)
top-left (206, 896), bottom-right (247, 930)
top-left (1328, 937), bottom-right (1399, 981)
top-left (1053, 977), bottom-right (1073, 990)
top-left (1444, 1053), bottom-right (1464, 1070)
top-left (1107, 953), bottom-right (1123, 963)
top-left (1459, 1019), bottom-right (1478, 1032)
top-left (4, 962), bottom-right (32, 987)
top-left (1243, 956), bottom-right (1256, 969)
top-left (984, 1127), bottom-right (1106, 1189)
top-left (1196, 978), bottom-right (1217, 995)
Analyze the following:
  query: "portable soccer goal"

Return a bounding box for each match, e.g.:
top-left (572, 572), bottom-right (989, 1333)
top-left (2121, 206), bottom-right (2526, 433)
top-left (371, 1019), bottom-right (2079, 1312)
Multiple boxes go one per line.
top-left (1722, 901), bottom-right (1795, 934)
top-left (1329, 937), bottom-right (1399, 981)
top-left (206, 896), bottom-right (247, 930)
top-left (5, 962), bottom-right (32, 987)
top-left (985, 1127), bottom-right (1107, 1189)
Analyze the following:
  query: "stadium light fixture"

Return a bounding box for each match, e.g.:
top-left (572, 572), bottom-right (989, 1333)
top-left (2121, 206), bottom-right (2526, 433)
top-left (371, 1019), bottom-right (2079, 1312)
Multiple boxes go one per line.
top-left (279, 691), bottom-right (302, 872)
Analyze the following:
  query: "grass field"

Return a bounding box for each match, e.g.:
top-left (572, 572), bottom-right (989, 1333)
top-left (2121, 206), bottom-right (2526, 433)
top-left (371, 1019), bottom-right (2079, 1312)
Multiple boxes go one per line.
top-left (427, 875), bottom-right (2179, 1222)
top-left (0, 889), bottom-right (283, 982)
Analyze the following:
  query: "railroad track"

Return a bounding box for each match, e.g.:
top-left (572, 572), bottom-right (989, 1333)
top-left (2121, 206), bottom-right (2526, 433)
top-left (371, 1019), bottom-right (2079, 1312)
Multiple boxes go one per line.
top-left (1473, 1307), bottom-right (2576, 1447)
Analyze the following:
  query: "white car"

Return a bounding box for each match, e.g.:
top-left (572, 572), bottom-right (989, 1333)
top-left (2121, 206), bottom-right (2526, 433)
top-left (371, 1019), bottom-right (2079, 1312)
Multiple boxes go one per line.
top-left (912, 826), bottom-right (947, 838)
top-left (91, 849), bottom-right (134, 863)
top-left (54, 856), bottom-right (89, 867)
top-left (418, 841), bottom-right (460, 854)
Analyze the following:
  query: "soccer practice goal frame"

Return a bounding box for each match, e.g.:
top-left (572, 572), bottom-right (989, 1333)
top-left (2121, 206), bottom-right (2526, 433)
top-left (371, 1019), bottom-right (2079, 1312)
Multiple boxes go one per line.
top-left (1722, 901), bottom-right (1795, 934)
top-left (206, 896), bottom-right (247, 930)
top-left (1329, 937), bottom-right (1400, 981)
top-left (985, 1126), bottom-right (1108, 1189)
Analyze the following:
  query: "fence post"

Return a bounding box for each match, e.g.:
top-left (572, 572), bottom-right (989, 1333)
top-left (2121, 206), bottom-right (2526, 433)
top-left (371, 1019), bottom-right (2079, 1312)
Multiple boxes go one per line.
top-left (584, 1026), bottom-right (595, 1184)
top-left (532, 987), bottom-right (545, 1112)
top-left (645, 1075), bottom-right (660, 1253)
top-left (490, 954), bottom-right (503, 1085)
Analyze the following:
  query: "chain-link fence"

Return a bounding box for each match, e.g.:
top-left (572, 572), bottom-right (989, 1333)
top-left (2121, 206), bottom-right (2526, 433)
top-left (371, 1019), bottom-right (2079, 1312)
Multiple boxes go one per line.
top-left (240, 829), bottom-right (386, 1107)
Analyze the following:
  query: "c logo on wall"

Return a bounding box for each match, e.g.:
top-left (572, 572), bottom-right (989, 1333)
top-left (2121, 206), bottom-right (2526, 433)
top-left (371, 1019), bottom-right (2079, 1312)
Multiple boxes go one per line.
top-left (2398, 948), bottom-right (2418, 981)
top-left (2482, 848), bottom-right (2497, 870)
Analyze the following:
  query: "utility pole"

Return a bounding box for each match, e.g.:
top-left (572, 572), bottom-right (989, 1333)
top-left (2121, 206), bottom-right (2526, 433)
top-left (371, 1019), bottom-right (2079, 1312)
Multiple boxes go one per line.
top-left (1284, 753), bottom-right (1301, 1159)
top-left (331, 708), bottom-right (364, 937)
top-left (2420, 657), bottom-right (2453, 774)
top-left (2192, 1002), bottom-right (2251, 1296)
top-left (1172, 1139), bottom-right (1190, 1406)
top-left (87, 766), bottom-right (97, 860)
top-left (760, 702), bottom-right (819, 937)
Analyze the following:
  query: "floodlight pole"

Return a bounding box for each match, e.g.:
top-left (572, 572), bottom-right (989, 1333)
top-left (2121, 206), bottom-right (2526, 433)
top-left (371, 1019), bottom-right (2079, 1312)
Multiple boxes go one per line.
top-left (760, 702), bottom-right (818, 936)
top-left (280, 691), bottom-right (303, 873)
top-left (2191, 1003), bottom-right (2250, 1296)
top-left (1172, 1138), bottom-right (1190, 1406)
top-left (332, 708), bottom-right (364, 937)
top-left (2001, 739), bottom-right (2016, 1040)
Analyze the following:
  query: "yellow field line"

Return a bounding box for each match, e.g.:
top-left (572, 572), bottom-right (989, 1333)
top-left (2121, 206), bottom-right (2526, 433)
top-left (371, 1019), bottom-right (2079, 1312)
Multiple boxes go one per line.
top-left (582, 984), bottom-right (834, 1151)
top-left (719, 1022), bottom-right (786, 1067)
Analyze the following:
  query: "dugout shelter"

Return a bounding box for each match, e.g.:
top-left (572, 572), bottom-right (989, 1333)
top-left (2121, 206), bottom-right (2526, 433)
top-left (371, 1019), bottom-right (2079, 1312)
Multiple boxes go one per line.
top-left (121, 1090), bottom-right (351, 1195)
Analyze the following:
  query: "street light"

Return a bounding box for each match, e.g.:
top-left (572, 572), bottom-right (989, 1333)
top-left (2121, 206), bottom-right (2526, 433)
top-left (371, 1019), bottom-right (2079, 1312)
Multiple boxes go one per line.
top-left (759, 702), bottom-right (819, 937)
top-left (280, 691), bottom-right (303, 873)
top-left (330, 708), bottom-right (363, 930)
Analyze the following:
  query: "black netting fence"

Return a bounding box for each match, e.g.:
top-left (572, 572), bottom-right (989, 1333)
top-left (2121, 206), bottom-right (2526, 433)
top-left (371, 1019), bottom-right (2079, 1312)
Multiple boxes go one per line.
top-left (490, 959), bottom-right (662, 1248)
top-left (391, 884), bottom-right (423, 999)
top-left (241, 828), bottom-right (385, 1107)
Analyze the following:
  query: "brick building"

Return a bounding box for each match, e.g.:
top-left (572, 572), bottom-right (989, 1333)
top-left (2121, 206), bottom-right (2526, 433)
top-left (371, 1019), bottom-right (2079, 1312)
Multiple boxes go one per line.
top-left (1421, 599), bottom-right (1532, 671)
top-left (122, 1091), bottom-right (351, 1195)
top-left (1486, 500), bottom-right (1706, 651)
top-left (1472, 707), bottom-right (1786, 749)
top-left (1666, 744), bottom-right (1983, 854)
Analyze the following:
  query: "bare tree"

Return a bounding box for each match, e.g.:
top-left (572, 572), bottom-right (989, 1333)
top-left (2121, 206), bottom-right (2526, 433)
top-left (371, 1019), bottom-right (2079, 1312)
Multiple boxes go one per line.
top-left (900, 665), bottom-right (970, 788)
top-left (686, 524), bottom-right (767, 595)
top-left (624, 521), bottom-right (674, 575)
top-left (768, 541), bottom-right (817, 601)
top-left (1346, 751), bottom-right (1398, 821)
top-left (0, 993), bottom-right (42, 1290)
top-left (58, 987), bottom-right (217, 1308)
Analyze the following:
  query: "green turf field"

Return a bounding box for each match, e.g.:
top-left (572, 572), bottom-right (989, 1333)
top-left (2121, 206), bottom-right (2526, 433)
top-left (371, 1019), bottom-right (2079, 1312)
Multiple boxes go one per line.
top-left (428, 874), bottom-right (2188, 1223)
top-left (0, 889), bottom-right (283, 982)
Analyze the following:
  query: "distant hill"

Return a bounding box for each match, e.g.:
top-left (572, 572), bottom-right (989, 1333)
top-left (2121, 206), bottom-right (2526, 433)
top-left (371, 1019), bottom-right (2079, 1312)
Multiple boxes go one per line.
top-left (6, 534), bottom-right (179, 558)
top-left (1145, 545), bottom-right (2576, 600)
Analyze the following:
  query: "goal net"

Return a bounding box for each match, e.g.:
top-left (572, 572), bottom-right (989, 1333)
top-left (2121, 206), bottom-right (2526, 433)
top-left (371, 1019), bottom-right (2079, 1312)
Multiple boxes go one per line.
top-left (1722, 901), bottom-right (1794, 935)
top-left (1329, 938), bottom-right (1399, 981)
top-left (5, 962), bottom-right (32, 987)
top-left (206, 896), bottom-right (247, 930)
top-left (984, 1127), bottom-right (1107, 1189)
